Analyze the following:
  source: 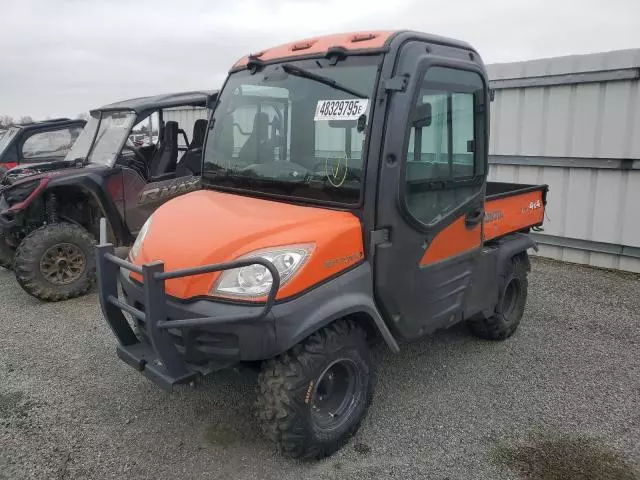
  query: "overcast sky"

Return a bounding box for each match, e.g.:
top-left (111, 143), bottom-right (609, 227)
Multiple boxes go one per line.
top-left (1, 0), bottom-right (639, 119)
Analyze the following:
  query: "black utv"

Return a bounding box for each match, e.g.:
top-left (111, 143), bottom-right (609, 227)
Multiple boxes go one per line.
top-left (0, 118), bottom-right (86, 175)
top-left (0, 90), bottom-right (217, 301)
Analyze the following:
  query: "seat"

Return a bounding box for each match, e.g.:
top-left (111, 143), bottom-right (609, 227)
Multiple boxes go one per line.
top-left (237, 112), bottom-right (274, 164)
top-left (149, 121), bottom-right (179, 178)
top-left (175, 119), bottom-right (208, 176)
top-left (191, 118), bottom-right (207, 148)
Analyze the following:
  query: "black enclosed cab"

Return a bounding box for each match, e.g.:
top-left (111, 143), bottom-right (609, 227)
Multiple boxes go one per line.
top-left (0, 90), bottom-right (217, 301)
top-left (0, 118), bottom-right (86, 175)
top-left (96, 31), bottom-right (548, 459)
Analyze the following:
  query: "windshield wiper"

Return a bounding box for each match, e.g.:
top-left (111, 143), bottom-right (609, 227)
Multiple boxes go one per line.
top-left (281, 63), bottom-right (368, 99)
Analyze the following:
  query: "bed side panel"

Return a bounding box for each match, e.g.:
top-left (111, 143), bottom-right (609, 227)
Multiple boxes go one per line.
top-left (484, 189), bottom-right (545, 241)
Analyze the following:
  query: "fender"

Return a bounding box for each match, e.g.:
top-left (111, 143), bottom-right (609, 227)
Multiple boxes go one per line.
top-left (275, 263), bottom-right (400, 353)
top-left (45, 171), bottom-right (132, 245)
top-left (496, 232), bottom-right (537, 277)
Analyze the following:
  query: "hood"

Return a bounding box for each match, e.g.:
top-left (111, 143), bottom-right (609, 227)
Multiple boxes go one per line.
top-left (133, 190), bottom-right (364, 300)
top-left (2, 159), bottom-right (85, 185)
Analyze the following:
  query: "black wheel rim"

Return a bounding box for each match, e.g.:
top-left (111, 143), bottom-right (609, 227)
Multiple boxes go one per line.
top-left (39, 243), bottom-right (86, 285)
top-left (310, 359), bottom-right (361, 432)
top-left (502, 278), bottom-right (520, 320)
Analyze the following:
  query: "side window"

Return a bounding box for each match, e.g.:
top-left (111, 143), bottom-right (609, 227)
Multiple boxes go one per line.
top-left (130, 111), bottom-right (159, 148)
top-left (22, 128), bottom-right (78, 159)
top-left (404, 66), bottom-right (485, 226)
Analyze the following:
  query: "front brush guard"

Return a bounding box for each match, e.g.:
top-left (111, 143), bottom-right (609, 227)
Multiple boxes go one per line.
top-left (95, 240), bottom-right (280, 391)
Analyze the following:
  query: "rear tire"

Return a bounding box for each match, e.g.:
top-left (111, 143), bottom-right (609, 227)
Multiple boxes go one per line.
top-left (14, 223), bottom-right (96, 302)
top-left (468, 254), bottom-right (529, 340)
top-left (0, 234), bottom-right (15, 270)
top-left (255, 319), bottom-right (375, 459)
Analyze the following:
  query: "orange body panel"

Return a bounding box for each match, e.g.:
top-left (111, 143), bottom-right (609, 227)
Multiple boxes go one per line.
top-left (483, 190), bottom-right (545, 242)
top-left (420, 189), bottom-right (545, 266)
top-left (131, 190), bottom-right (363, 300)
top-left (233, 31), bottom-right (395, 68)
top-left (419, 216), bottom-right (481, 266)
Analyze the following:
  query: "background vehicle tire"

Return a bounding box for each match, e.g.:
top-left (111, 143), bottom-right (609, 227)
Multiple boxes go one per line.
top-left (0, 234), bottom-right (15, 270)
top-left (14, 223), bottom-right (96, 302)
top-left (468, 253), bottom-right (529, 340)
top-left (255, 319), bottom-right (375, 459)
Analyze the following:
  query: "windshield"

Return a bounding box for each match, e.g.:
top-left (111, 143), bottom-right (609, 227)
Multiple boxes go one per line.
top-left (64, 115), bottom-right (100, 161)
top-left (85, 111), bottom-right (136, 166)
top-left (202, 55), bottom-right (381, 205)
top-left (0, 127), bottom-right (19, 156)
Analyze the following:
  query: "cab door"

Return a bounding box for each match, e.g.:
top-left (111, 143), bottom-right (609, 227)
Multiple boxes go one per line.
top-left (373, 47), bottom-right (489, 341)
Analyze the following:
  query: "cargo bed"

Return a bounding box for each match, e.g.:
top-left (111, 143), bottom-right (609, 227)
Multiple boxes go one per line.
top-left (483, 182), bottom-right (548, 242)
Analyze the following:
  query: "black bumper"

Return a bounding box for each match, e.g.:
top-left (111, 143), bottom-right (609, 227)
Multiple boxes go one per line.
top-left (96, 243), bottom-right (281, 391)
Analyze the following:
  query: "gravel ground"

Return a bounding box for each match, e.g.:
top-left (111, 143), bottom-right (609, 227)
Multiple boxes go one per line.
top-left (0, 257), bottom-right (639, 480)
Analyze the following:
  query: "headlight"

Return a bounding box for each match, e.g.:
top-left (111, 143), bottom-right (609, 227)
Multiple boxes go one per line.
top-left (212, 244), bottom-right (314, 298)
top-left (129, 216), bottom-right (152, 261)
top-left (4, 180), bottom-right (40, 206)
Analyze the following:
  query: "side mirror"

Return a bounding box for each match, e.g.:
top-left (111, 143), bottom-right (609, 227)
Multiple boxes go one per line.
top-left (412, 102), bottom-right (432, 127)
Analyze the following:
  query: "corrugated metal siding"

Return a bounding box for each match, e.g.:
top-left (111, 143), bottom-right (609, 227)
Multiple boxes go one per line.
top-left (487, 48), bottom-right (640, 273)
top-left (163, 106), bottom-right (210, 127)
top-left (163, 106), bottom-right (210, 148)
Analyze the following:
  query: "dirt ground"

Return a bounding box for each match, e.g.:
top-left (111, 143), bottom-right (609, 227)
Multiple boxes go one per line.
top-left (1, 258), bottom-right (638, 479)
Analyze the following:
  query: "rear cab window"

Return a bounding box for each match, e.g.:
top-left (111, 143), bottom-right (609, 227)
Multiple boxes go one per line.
top-left (21, 126), bottom-right (83, 160)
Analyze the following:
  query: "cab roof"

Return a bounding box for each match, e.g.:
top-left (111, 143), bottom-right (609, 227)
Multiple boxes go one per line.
top-left (7, 118), bottom-right (86, 130)
top-left (93, 90), bottom-right (218, 115)
top-left (232, 30), bottom-right (477, 69)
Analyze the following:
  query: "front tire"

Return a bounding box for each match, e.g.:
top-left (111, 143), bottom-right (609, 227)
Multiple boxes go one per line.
top-left (14, 223), bottom-right (96, 302)
top-left (255, 319), bottom-right (375, 459)
top-left (468, 253), bottom-right (529, 340)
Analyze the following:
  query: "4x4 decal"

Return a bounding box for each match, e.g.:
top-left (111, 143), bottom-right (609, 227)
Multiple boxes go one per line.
top-left (138, 176), bottom-right (200, 205)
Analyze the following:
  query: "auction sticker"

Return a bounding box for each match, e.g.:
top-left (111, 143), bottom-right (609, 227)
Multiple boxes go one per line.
top-left (314, 99), bottom-right (369, 121)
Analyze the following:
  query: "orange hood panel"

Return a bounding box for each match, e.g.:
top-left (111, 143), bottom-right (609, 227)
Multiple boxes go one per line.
top-left (132, 190), bottom-right (364, 300)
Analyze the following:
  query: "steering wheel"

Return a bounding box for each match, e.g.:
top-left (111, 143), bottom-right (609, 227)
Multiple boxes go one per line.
top-left (120, 142), bottom-right (151, 178)
top-left (123, 141), bottom-right (147, 163)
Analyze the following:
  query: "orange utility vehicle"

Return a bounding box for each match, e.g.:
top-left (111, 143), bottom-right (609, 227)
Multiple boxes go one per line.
top-left (96, 30), bottom-right (548, 458)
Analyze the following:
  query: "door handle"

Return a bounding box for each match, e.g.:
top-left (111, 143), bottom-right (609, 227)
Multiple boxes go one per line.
top-left (465, 208), bottom-right (484, 227)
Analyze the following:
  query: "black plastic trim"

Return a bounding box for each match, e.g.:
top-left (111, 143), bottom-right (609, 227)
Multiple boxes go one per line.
top-left (486, 182), bottom-right (549, 201)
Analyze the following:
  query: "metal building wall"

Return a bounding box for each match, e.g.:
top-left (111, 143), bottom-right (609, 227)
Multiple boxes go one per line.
top-left (487, 49), bottom-right (640, 273)
top-left (163, 106), bottom-right (210, 127)
top-left (163, 106), bottom-right (210, 147)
